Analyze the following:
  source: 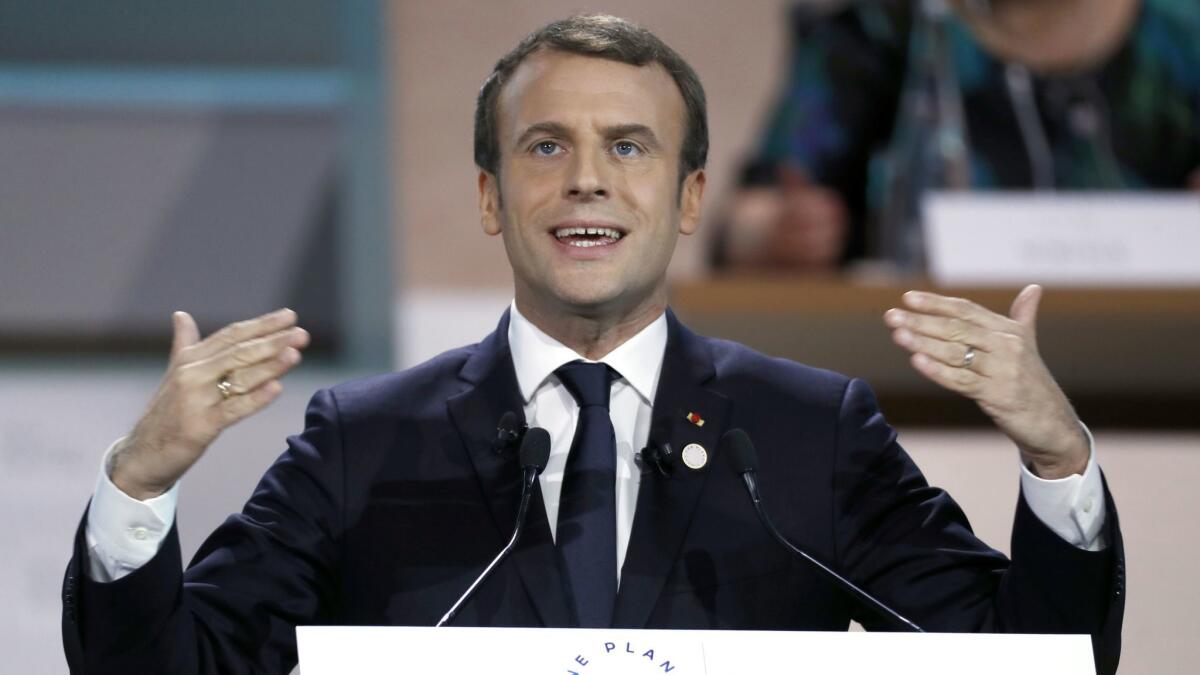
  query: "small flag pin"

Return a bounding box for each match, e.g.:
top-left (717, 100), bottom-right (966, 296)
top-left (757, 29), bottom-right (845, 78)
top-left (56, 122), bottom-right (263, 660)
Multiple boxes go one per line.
top-left (685, 411), bottom-right (705, 427)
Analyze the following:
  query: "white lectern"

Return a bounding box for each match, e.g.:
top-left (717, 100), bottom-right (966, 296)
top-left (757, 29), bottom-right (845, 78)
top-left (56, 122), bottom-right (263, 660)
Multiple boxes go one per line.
top-left (297, 626), bottom-right (1094, 674)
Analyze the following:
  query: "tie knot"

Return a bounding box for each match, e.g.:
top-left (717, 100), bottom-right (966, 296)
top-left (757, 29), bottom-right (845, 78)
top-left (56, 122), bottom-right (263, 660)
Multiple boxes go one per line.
top-left (555, 361), bottom-right (615, 409)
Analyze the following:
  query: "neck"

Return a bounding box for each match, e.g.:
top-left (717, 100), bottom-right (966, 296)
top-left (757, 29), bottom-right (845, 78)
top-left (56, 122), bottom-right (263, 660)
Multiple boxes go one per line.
top-left (515, 290), bottom-right (667, 361)
top-left (958, 0), bottom-right (1140, 74)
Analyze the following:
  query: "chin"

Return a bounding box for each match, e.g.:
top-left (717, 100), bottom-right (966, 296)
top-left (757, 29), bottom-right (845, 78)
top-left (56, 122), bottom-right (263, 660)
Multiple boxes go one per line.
top-left (554, 283), bottom-right (663, 320)
top-left (553, 291), bottom-right (622, 315)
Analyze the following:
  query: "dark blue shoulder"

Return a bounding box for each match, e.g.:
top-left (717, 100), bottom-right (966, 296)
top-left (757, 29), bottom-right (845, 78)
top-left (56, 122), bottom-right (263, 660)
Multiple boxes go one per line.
top-left (702, 335), bottom-right (853, 411)
top-left (320, 342), bottom-right (479, 424)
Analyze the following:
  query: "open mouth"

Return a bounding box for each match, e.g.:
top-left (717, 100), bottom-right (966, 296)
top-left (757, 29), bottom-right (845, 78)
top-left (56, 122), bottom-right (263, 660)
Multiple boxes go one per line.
top-left (553, 226), bottom-right (625, 248)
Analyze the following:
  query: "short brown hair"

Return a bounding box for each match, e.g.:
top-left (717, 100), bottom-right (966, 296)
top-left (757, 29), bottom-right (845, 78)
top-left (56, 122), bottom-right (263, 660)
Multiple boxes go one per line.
top-left (474, 14), bottom-right (708, 183)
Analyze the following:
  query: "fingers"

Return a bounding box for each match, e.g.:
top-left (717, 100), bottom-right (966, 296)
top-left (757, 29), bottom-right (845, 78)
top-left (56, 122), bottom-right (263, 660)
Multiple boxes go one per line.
top-left (191, 326), bottom-right (309, 386)
top-left (217, 379), bottom-right (284, 428)
top-left (183, 308), bottom-right (300, 363)
top-left (909, 352), bottom-right (984, 396)
top-left (891, 326), bottom-right (995, 375)
top-left (216, 347), bottom-right (303, 396)
top-left (884, 307), bottom-right (997, 351)
top-left (171, 311), bottom-right (200, 359)
top-left (900, 291), bottom-right (1016, 333)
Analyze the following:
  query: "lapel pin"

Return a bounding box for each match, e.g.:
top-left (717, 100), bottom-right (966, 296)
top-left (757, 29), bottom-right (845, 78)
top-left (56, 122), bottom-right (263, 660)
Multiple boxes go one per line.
top-left (681, 443), bottom-right (708, 470)
top-left (685, 411), bottom-right (705, 427)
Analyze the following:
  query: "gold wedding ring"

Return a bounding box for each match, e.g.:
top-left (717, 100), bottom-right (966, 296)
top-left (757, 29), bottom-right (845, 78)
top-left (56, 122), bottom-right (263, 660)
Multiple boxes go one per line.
top-left (216, 374), bottom-right (236, 399)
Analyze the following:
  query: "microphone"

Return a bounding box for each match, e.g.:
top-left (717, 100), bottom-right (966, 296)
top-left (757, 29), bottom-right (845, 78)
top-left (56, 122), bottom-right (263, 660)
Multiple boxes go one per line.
top-left (437, 426), bottom-right (551, 627)
top-left (722, 429), bottom-right (924, 633)
top-left (492, 411), bottom-right (527, 455)
top-left (640, 439), bottom-right (676, 478)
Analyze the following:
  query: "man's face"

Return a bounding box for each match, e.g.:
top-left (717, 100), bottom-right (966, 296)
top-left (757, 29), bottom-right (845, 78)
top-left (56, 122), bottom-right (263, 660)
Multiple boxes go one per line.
top-left (479, 50), bottom-right (704, 321)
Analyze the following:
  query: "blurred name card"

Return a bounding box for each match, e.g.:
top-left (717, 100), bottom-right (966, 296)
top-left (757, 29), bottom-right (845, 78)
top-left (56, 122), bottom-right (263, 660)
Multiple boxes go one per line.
top-left (924, 192), bottom-right (1200, 286)
top-left (297, 626), bottom-right (1094, 674)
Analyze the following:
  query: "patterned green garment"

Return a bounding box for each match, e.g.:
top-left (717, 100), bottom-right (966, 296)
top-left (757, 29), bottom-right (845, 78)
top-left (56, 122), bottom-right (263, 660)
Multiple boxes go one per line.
top-left (750, 0), bottom-right (1200, 262)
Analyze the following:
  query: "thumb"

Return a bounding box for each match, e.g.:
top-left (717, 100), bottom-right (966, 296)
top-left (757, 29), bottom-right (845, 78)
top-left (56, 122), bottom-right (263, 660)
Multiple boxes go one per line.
top-left (1009, 284), bottom-right (1043, 335)
top-left (171, 311), bottom-right (200, 358)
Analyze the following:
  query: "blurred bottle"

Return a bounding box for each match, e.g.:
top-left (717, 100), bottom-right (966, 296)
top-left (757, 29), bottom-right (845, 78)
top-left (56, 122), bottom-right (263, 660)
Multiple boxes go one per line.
top-left (876, 0), bottom-right (971, 275)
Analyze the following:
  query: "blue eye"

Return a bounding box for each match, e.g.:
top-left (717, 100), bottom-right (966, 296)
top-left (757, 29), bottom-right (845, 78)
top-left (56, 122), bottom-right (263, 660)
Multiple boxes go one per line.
top-left (534, 141), bottom-right (561, 156)
top-left (613, 141), bottom-right (641, 157)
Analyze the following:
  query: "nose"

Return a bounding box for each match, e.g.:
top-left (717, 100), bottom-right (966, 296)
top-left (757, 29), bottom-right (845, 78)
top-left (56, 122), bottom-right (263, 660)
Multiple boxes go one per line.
top-left (565, 148), bottom-right (609, 201)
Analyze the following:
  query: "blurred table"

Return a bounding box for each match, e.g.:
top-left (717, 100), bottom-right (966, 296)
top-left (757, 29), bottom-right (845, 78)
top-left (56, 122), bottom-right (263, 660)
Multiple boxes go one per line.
top-left (670, 276), bottom-right (1200, 428)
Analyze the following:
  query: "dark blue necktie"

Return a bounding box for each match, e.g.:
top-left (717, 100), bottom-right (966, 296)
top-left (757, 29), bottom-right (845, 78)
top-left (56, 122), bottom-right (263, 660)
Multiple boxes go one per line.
top-left (554, 361), bottom-right (618, 628)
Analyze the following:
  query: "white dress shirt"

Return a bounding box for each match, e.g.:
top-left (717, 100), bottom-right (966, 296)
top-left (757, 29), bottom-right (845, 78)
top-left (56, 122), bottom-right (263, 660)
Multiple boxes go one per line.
top-left (507, 302), bottom-right (666, 583)
top-left (84, 302), bottom-right (1108, 583)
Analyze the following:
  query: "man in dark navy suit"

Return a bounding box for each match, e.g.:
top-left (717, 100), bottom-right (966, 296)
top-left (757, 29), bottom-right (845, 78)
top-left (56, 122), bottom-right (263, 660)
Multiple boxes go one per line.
top-left (63, 14), bottom-right (1122, 675)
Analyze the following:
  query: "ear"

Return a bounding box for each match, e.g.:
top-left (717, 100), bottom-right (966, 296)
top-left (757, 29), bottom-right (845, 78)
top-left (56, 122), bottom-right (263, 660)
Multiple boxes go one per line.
top-left (478, 170), bottom-right (502, 236)
top-left (678, 169), bottom-right (706, 235)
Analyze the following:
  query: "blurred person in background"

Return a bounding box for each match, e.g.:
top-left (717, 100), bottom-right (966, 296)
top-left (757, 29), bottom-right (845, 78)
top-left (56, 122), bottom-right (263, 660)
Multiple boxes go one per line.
top-left (713, 0), bottom-right (1200, 272)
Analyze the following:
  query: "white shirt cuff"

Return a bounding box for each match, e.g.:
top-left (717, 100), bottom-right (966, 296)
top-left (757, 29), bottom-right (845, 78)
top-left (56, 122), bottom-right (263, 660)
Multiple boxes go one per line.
top-left (1018, 423), bottom-right (1107, 551)
top-left (83, 438), bottom-right (179, 582)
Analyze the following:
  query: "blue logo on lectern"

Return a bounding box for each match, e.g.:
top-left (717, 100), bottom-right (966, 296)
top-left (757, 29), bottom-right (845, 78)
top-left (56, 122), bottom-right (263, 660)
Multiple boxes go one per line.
top-left (563, 639), bottom-right (677, 673)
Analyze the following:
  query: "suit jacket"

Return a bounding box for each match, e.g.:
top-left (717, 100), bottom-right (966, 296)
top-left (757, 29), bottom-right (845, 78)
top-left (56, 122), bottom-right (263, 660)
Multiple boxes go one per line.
top-left (62, 311), bottom-right (1124, 674)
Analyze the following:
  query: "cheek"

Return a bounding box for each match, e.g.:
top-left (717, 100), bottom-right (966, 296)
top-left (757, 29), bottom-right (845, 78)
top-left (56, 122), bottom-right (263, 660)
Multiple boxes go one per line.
top-left (622, 170), bottom-right (676, 211)
top-left (502, 173), bottom-right (559, 222)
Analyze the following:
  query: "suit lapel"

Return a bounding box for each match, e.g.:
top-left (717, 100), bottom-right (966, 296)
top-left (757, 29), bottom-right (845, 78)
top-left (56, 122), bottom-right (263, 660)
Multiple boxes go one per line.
top-left (613, 311), bottom-right (730, 628)
top-left (446, 311), bottom-right (572, 627)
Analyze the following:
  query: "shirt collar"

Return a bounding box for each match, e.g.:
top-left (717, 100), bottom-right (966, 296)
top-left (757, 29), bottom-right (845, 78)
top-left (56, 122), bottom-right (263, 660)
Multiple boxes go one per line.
top-left (507, 301), bottom-right (667, 406)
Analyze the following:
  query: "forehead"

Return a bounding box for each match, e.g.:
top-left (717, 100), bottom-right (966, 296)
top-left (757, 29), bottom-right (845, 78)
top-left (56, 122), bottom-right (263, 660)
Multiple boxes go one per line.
top-left (496, 49), bottom-right (686, 143)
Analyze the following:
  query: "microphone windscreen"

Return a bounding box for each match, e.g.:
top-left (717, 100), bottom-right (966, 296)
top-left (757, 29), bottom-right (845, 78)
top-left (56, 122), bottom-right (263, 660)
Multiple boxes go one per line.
top-left (721, 428), bottom-right (758, 474)
top-left (518, 427), bottom-right (552, 471)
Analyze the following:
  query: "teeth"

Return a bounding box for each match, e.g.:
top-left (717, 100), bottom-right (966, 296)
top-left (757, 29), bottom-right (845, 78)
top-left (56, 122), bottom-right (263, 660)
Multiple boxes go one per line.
top-left (554, 226), bottom-right (623, 240)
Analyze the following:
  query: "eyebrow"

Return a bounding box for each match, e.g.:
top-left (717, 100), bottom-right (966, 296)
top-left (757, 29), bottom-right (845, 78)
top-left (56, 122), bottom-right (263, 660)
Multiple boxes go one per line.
top-left (513, 121), bottom-right (663, 151)
top-left (514, 122), bottom-right (571, 149)
top-left (606, 124), bottom-right (662, 151)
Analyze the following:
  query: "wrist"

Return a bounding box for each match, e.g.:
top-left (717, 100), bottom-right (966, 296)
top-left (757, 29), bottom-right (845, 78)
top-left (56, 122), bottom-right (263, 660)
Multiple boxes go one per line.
top-left (109, 438), bottom-right (173, 500)
top-left (1025, 453), bottom-right (1088, 480)
top-left (1020, 426), bottom-right (1090, 479)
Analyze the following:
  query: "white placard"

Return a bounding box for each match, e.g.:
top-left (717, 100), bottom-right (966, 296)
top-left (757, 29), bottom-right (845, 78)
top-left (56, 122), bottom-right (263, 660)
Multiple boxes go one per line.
top-left (297, 626), bottom-right (1095, 675)
top-left (923, 192), bottom-right (1200, 286)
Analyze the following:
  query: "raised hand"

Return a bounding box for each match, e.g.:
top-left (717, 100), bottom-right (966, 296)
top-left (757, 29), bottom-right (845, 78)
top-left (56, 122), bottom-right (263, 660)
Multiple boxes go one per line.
top-left (110, 309), bottom-right (310, 500)
top-left (884, 284), bottom-right (1089, 479)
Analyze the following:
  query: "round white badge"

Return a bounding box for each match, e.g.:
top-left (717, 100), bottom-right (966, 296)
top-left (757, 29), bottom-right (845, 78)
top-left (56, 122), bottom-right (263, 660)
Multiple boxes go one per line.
top-left (681, 443), bottom-right (708, 470)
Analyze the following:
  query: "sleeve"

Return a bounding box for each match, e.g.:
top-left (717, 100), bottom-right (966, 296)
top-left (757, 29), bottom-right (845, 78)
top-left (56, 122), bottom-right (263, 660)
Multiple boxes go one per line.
top-left (831, 378), bottom-right (1123, 675)
top-left (62, 388), bottom-right (346, 675)
top-left (84, 438), bottom-right (179, 582)
top-left (1018, 423), bottom-right (1107, 551)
